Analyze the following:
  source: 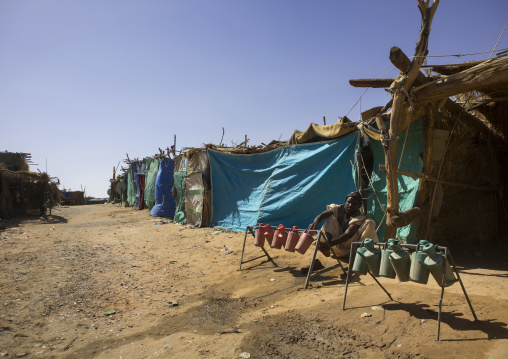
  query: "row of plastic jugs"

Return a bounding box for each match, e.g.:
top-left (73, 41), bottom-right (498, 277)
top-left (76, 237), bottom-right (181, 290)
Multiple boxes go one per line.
top-left (254, 224), bottom-right (317, 255)
top-left (352, 238), bottom-right (457, 287)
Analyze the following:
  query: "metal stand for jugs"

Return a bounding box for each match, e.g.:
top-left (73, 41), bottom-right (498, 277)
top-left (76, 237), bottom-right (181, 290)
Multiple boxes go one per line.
top-left (238, 225), bottom-right (278, 271)
top-left (342, 241), bottom-right (478, 341)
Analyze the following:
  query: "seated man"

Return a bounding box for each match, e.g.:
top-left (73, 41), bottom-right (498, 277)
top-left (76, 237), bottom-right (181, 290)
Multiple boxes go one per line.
top-left (305, 191), bottom-right (378, 271)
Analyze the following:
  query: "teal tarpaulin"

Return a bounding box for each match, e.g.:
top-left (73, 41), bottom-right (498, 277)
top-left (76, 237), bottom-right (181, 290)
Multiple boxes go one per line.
top-left (174, 171), bottom-right (187, 224)
top-left (209, 136), bottom-right (357, 231)
top-left (144, 158), bottom-right (159, 210)
top-left (365, 118), bottom-right (424, 243)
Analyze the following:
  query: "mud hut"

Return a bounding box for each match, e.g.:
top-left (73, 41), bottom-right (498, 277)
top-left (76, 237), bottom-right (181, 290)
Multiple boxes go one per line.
top-left (0, 152), bottom-right (61, 217)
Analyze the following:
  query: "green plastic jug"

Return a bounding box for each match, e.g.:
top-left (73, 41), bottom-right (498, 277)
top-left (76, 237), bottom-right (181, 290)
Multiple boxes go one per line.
top-left (379, 239), bottom-right (397, 279)
top-left (352, 246), bottom-right (368, 275)
top-left (362, 238), bottom-right (381, 276)
top-left (409, 240), bottom-right (431, 284)
top-left (423, 243), bottom-right (457, 287)
top-left (389, 240), bottom-right (411, 282)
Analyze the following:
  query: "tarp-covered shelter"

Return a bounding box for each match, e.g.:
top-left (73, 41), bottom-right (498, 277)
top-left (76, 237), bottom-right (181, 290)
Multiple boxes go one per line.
top-left (184, 149), bottom-right (211, 227)
top-left (143, 158), bottom-right (159, 210)
top-left (62, 191), bottom-right (85, 206)
top-left (209, 136), bottom-right (357, 232)
top-left (149, 157), bottom-right (176, 217)
top-left (207, 120), bottom-right (424, 242)
top-left (115, 175), bottom-right (128, 205)
top-left (108, 1), bottom-right (507, 246)
top-left (0, 166), bottom-right (60, 217)
top-left (173, 155), bottom-right (187, 223)
top-left (345, 0), bottom-right (507, 245)
top-left (127, 166), bottom-right (136, 207)
top-left (1, 151), bottom-right (61, 218)
top-left (133, 161), bottom-right (146, 210)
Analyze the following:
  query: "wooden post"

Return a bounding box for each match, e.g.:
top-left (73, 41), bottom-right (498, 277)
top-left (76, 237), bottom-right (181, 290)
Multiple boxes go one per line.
top-left (349, 79), bottom-right (395, 88)
top-left (420, 105), bottom-right (437, 240)
top-left (384, 95), bottom-right (402, 239)
top-left (323, 116), bottom-right (326, 125)
top-left (173, 135), bottom-right (177, 158)
top-left (219, 128), bottom-right (225, 146)
top-left (382, 0), bottom-right (439, 240)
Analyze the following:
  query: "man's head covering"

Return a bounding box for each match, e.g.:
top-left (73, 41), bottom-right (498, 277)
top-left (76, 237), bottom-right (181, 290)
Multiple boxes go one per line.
top-left (345, 191), bottom-right (363, 203)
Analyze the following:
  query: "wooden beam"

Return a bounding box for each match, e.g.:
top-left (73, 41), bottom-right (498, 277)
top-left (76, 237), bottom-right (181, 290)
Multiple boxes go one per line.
top-left (389, 46), bottom-right (492, 136)
top-left (390, 190), bottom-right (488, 227)
top-left (390, 205), bottom-right (429, 227)
top-left (413, 57), bottom-right (508, 103)
top-left (349, 78), bottom-right (394, 88)
top-left (421, 60), bottom-right (485, 75)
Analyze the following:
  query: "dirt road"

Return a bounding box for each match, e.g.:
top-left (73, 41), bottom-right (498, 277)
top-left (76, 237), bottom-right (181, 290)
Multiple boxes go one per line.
top-left (0, 205), bottom-right (507, 358)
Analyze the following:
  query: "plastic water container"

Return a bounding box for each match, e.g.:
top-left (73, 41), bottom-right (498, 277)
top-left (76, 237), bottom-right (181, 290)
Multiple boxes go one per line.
top-left (379, 239), bottom-right (397, 279)
top-left (285, 226), bottom-right (300, 252)
top-left (295, 230), bottom-right (316, 254)
top-left (362, 238), bottom-right (381, 276)
top-left (254, 224), bottom-right (266, 247)
top-left (389, 240), bottom-right (411, 282)
top-left (423, 243), bottom-right (457, 287)
top-left (409, 240), bottom-right (431, 284)
top-left (271, 224), bottom-right (287, 249)
top-left (352, 246), bottom-right (368, 275)
top-left (264, 226), bottom-right (275, 246)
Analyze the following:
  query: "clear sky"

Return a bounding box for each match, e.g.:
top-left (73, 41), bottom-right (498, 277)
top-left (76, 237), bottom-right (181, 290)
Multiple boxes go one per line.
top-left (1, 0), bottom-right (507, 197)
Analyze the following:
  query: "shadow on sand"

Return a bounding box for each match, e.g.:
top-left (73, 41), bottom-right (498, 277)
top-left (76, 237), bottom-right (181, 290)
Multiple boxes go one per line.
top-left (382, 301), bottom-right (508, 340)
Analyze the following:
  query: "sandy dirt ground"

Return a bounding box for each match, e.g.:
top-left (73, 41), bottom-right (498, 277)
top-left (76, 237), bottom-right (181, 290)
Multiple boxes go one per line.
top-left (0, 204), bottom-right (507, 359)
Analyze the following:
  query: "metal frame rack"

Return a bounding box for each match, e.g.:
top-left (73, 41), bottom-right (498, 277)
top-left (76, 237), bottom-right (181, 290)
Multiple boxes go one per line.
top-left (239, 225), bottom-right (278, 271)
top-left (342, 241), bottom-right (478, 341)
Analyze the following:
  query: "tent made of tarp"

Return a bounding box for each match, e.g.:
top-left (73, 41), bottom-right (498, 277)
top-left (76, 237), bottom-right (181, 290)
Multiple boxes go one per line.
top-left (289, 117), bottom-right (357, 144)
top-left (133, 161), bottom-right (146, 210)
top-left (209, 127), bottom-right (424, 243)
top-left (209, 135), bottom-right (358, 232)
top-left (144, 158), bottom-right (159, 210)
top-left (115, 175), bottom-right (128, 204)
top-left (149, 157), bottom-right (176, 217)
top-left (185, 150), bottom-right (210, 227)
top-left (127, 167), bottom-right (136, 207)
top-left (173, 170), bottom-right (186, 224)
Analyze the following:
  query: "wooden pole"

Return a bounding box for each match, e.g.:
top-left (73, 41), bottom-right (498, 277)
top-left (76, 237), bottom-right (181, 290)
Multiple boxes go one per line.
top-left (173, 135), bottom-right (177, 158)
top-left (383, 0), bottom-right (439, 240)
top-left (349, 78), bottom-right (395, 88)
top-left (219, 128), bottom-right (225, 146)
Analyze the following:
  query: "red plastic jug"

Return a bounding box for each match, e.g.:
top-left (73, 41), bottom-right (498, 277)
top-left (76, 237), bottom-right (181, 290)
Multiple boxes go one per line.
top-left (295, 229), bottom-right (316, 254)
top-left (271, 224), bottom-right (287, 249)
top-left (254, 224), bottom-right (266, 247)
top-left (264, 226), bottom-right (275, 246)
top-left (285, 226), bottom-right (300, 252)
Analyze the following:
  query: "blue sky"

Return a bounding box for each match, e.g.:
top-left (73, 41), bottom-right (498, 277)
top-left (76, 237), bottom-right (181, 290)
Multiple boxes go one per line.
top-left (1, 0), bottom-right (507, 197)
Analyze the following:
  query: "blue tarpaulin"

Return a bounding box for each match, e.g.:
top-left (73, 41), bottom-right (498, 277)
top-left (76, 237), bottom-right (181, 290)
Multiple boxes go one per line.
top-left (209, 136), bottom-right (357, 231)
top-left (149, 158), bottom-right (176, 218)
